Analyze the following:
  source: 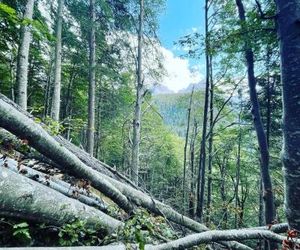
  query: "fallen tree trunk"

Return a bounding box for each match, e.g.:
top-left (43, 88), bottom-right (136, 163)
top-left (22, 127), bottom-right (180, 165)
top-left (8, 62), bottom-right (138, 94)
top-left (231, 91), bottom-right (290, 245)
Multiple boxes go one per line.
top-left (0, 94), bottom-right (128, 184)
top-left (0, 155), bottom-right (108, 211)
top-left (55, 136), bottom-right (139, 189)
top-left (0, 97), bottom-right (133, 213)
top-left (0, 94), bottom-right (252, 250)
top-left (0, 167), bottom-right (122, 232)
top-left (145, 229), bottom-right (290, 250)
top-left (0, 128), bottom-right (61, 169)
top-left (252, 223), bottom-right (288, 234)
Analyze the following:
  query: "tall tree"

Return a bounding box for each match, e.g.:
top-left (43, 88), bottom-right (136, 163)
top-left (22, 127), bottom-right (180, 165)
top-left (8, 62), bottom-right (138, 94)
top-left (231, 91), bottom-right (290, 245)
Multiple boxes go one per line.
top-left (131, 0), bottom-right (144, 185)
top-left (183, 87), bottom-right (194, 213)
top-left (235, 0), bottom-right (275, 227)
top-left (87, 0), bottom-right (96, 156)
top-left (16, 0), bottom-right (35, 109)
top-left (50, 0), bottom-right (64, 121)
top-left (189, 121), bottom-right (197, 218)
top-left (206, 56), bottom-right (213, 225)
top-left (276, 0), bottom-right (300, 231)
top-left (196, 0), bottom-right (210, 221)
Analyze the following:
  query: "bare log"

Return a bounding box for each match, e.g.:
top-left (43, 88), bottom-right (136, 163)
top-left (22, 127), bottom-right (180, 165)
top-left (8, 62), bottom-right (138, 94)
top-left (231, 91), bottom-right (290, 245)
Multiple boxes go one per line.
top-left (0, 94), bottom-right (135, 185)
top-left (251, 223), bottom-right (288, 234)
top-left (0, 245), bottom-right (128, 250)
top-left (0, 155), bottom-right (108, 211)
top-left (0, 97), bottom-right (133, 213)
top-left (145, 229), bottom-right (290, 250)
top-left (0, 167), bottom-right (122, 232)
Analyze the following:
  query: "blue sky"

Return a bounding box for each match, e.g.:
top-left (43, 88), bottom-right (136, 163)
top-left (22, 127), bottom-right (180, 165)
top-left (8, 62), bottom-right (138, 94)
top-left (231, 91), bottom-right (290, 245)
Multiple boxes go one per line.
top-left (157, 0), bottom-right (206, 92)
top-left (159, 0), bottom-right (204, 54)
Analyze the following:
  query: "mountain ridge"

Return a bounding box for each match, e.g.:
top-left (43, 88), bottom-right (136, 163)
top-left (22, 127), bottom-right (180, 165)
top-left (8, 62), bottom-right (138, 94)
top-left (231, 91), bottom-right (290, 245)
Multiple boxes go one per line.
top-left (151, 80), bottom-right (206, 95)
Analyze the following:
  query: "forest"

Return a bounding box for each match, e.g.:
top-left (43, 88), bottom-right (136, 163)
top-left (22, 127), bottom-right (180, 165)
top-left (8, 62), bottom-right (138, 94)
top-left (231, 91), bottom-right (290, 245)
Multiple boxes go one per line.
top-left (0, 0), bottom-right (299, 249)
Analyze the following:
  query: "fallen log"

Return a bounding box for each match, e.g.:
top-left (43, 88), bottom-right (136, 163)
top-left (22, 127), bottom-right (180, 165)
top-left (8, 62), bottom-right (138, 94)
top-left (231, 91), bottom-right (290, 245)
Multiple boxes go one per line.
top-left (55, 136), bottom-right (138, 189)
top-left (0, 167), bottom-right (122, 232)
top-left (0, 128), bottom-right (63, 170)
top-left (0, 155), bottom-right (108, 212)
top-left (252, 223), bottom-right (288, 234)
top-left (0, 97), bottom-right (133, 213)
top-left (0, 246), bottom-right (128, 250)
top-left (0, 94), bottom-right (251, 250)
top-left (145, 229), bottom-right (290, 250)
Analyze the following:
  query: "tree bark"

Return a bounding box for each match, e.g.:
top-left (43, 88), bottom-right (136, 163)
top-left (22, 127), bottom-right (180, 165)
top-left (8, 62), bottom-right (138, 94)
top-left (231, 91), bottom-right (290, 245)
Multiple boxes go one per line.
top-left (131, 0), bottom-right (144, 185)
top-left (235, 96), bottom-right (242, 228)
top-left (50, 0), bottom-right (63, 121)
top-left (235, 0), bottom-right (275, 227)
top-left (206, 56), bottom-right (213, 225)
top-left (189, 121), bottom-right (197, 218)
top-left (197, 0), bottom-right (210, 221)
top-left (16, 0), bottom-right (35, 109)
top-left (0, 155), bottom-right (108, 212)
top-left (276, 0), bottom-right (300, 231)
top-left (145, 229), bottom-right (290, 250)
top-left (0, 167), bottom-right (122, 232)
top-left (183, 87), bottom-right (194, 213)
top-left (87, 0), bottom-right (96, 156)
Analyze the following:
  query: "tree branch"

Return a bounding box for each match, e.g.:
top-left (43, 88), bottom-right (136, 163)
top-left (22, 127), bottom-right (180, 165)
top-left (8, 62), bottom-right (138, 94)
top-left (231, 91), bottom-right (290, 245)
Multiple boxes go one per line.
top-left (146, 229), bottom-right (290, 250)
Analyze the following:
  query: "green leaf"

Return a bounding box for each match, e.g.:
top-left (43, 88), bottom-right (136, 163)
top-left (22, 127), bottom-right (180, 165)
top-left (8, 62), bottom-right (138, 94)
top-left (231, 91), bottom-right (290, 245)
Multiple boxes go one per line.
top-left (13, 222), bottom-right (29, 229)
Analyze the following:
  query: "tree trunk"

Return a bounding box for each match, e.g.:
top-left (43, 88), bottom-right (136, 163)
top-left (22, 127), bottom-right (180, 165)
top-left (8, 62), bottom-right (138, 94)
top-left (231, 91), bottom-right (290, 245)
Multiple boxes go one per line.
top-left (235, 0), bottom-right (275, 227)
top-left (87, 0), bottom-right (96, 156)
top-left (50, 0), bottom-right (63, 121)
top-left (189, 121), bottom-right (197, 218)
top-left (206, 56), bottom-right (213, 225)
top-left (145, 229), bottom-right (289, 250)
top-left (43, 60), bottom-right (54, 118)
top-left (276, 0), bottom-right (300, 231)
top-left (0, 167), bottom-right (122, 232)
top-left (196, 0), bottom-right (210, 221)
top-left (95, 83), bottom-right (102, 159)
top-left (131, 0), bottom-right (144, 185)
top-left (9, 54), bottom-right (15, 101)
top-left (235, 96), bottom-right (242, 229)
top-left (16, 0), bottom-right (35, 109)
top-left (183, 87), bottom-right (194, 213)
top-left (0, 155), bottom-right (108, 211)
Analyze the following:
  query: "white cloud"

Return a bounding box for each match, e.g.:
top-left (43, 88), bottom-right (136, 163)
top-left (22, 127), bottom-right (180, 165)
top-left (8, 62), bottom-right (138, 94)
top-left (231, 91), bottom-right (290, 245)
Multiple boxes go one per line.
top-left (160, 47), bottom-right (204, 92)
top-left (107, 31), bottom-right (204, 93)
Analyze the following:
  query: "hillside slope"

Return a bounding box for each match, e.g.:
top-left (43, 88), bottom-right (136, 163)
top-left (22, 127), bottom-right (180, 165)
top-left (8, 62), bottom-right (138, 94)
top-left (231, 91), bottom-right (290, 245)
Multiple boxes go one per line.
top-left (153, 91), bottom-right (205, 137)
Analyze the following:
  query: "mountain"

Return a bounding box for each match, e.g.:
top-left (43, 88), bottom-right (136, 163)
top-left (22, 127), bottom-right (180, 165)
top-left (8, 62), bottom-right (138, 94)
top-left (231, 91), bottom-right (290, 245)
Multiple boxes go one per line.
top-left (151, 84), bottom-right (175, 95)
top-left (178, 80), bottom-right (206, 93)
top-left (153, 90), bottom-right (205, 137)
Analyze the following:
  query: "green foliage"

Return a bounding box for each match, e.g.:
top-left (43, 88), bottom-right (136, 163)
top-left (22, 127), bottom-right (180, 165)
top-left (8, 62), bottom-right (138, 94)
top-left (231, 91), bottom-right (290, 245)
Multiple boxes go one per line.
top-left (58, 220), bottom-right (99, 246)
top-left (0, 3), bottom-right (19, 23)
top-left (12, 222), bottom-right (31, 243)
top-left (43, 116), bottom-right (65, 135)
top-left (153, 91), bottom-right (204, 137)
top-left (104, 209), bottom-right (175, 247)
top-left (33, 116), bottom-right (64, 136)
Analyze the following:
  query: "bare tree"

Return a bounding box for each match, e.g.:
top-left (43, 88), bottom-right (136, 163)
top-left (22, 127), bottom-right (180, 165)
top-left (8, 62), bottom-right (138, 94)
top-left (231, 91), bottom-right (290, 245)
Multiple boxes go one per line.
top-left (197, 0), bottom-right (210, 221)
top-left (131, 0), bottom-right (144, 185)
top-left (50, 0), bottom-right (64, 121)
top-left (16, 0), bottom-right (35, 109)
top-left (87, 0), bottom-right (96, 156)
top-left (183, 87), bottom-right (194, 212)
